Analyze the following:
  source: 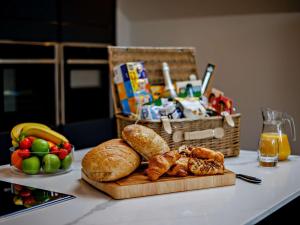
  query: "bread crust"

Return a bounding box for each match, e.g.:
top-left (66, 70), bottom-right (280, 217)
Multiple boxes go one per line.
top-left (82, 139), bottom-right (141, 182)
top-left (122, 124), bottom-right (170, 160)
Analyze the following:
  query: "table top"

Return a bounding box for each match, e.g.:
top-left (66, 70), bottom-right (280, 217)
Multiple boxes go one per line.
top-left (0, 149), bottom-right (300, 225)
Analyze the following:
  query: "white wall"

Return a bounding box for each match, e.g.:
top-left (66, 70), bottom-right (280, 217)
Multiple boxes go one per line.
top-left (117, 0), bottom-right (300, 153)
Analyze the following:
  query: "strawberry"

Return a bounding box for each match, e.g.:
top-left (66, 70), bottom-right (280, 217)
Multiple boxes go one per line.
top-left (19, 138), bottom-right (32, 149)
top-left (18, 149), bottom-right (31, 158)
top-left (63, 142), bottom-right (72, 153)
top-left (58, 149), bottom-right (68, 160)
top-left (50, 145), bottom-right (60, 155)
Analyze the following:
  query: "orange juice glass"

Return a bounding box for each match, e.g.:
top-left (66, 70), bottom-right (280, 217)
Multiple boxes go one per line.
top-left (258, 134), bottom-right (279, 167)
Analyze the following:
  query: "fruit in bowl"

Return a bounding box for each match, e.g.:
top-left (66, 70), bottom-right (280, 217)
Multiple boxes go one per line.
top-left (10, 123), bottom-right (74, 175)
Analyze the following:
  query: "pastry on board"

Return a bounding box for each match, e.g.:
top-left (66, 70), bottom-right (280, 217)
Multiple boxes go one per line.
top-left (167, 156), bottom-right (189, 177)
top-left (188, 158), bottom-right (224, 176)
top-left (146, 146), bottom-right (225, 180)
top-left (145, 150), bottom-right (180, 181)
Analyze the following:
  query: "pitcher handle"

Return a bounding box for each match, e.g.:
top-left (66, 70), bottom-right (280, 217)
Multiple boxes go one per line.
top-left (284, 114), bottom-right (296, 142)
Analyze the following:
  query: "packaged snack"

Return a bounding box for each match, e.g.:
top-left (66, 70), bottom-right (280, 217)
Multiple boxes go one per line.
top-left (176, 80), bottom-right (202, 98)
top-left (159, 101), bottom-right (181, 119)
top-left (210, 95), bottom-right (233, 115)
top-left (114, 62), bottom-right (153, 115)
top-left (140, 105), bottom-right (162, 120)
top-left (176, 97), bottom-right (207, 119)
top-left (150, 85), bottom-right (164, 100)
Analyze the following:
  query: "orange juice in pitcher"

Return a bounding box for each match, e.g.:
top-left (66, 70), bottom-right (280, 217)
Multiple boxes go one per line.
top-left (260, 133), bottom-right (291, 161)
top-left (261, 108), bottom-right (296, 162)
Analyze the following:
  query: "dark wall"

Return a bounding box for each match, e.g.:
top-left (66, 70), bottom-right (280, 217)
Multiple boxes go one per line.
top-left (0, 0), bottom-right (116, 43)
top-left (0, 1), bottom-right (59, 42)
top-left (61, 0), bottom-right (116, 43)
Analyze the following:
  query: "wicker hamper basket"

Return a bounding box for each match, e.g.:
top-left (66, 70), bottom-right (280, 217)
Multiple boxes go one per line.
top-left (108, 46), bottom-right (240, 157)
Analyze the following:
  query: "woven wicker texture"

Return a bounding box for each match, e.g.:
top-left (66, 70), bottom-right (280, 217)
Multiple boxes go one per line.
top-left (108, 46), bottom-right (240, 157)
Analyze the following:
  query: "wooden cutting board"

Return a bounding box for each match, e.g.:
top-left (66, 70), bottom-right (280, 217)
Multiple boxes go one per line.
top-left (81, 169), bottom-right (236, 199)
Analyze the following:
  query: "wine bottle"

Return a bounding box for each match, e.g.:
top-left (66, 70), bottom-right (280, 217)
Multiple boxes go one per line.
top-left (162, 62), bottom-right (177, 99)
top-left (200, 63), bottom-right (215, 96)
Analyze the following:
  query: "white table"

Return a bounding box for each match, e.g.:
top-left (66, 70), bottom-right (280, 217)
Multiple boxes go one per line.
top-left (0, 149), bottom-right (300, 225)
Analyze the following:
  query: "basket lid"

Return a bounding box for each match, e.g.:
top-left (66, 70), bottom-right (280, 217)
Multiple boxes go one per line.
top-left (108, 46), bottom-right (199, 114)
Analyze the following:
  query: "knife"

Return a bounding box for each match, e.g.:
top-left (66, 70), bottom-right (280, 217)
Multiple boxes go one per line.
top-left (236, 174), bottom-right (262, 184)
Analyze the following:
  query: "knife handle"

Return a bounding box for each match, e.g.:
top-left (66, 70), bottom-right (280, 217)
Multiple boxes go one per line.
top-left (236, 174), bottom-right (262, 184)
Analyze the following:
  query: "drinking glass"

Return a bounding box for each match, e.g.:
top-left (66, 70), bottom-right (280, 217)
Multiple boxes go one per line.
top-left (258, 136), bottom-right (279, 167)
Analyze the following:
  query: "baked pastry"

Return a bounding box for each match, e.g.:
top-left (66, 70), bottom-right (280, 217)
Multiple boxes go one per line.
top-left (190, 147), bottom-right (224, 163)
top-left (178, 145), bottom-right (192, 156)
top-left (188, 158), bottom-right (224, 176)
top-left (145, 150), bottom-right (180, 181)
top-left (167, 156), bottom-right (189, 177)
top-left (81, 139), bottom-right (141, 182)
top-left (122, 124), bottom-right (170, 160)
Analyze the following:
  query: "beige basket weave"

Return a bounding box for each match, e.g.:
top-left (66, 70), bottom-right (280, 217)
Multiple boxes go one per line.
top-left (108, 46), bottom-right (240, 157)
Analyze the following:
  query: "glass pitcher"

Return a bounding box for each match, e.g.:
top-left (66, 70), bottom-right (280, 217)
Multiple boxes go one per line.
top-left (261, 108), bottom-right (296, 161)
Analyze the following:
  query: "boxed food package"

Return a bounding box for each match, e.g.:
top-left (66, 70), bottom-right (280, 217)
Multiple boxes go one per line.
top-left (114, 62), bottom-right (153, 115)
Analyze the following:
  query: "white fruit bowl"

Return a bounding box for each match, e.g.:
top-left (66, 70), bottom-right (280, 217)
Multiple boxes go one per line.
top-left (10, 146), bottom-right (74, 176)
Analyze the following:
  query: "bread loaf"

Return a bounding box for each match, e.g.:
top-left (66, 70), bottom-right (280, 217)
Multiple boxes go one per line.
top-left (122, 124), bottom-right (170, 160)
top-left (81, 139), bottom-right (140, 182)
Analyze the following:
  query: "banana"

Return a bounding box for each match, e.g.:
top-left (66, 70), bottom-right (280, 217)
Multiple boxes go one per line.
top-left (22, 126), bottom-right (68, 145)
top-left (11, 123), bottom-right (51, 141)
top-left (12, 140), bottom-right (19, 148)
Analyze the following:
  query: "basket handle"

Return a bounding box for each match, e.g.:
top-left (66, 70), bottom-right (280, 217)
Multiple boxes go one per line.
top-left (173, 128), bottom-right (224, 142)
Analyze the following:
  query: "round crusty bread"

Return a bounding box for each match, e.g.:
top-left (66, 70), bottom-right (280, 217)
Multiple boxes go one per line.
top-left (122, 124), bottom-right (170, 160)
top-left (81, 139), bottom-right (140, 182)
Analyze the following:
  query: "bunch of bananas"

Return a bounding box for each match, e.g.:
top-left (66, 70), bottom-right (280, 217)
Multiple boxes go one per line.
top-left (11, 123), bottom-right (68, 147)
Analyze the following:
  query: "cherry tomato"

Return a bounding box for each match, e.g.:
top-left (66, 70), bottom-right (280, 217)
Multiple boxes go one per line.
top-left (63, 142), bottom-right (72, 153)
top-left (50, 145), bottom-right (60, 155)
top-left (18, 149), bottom-right (31, 158)
top-left (27, 136), bottom-right (36, 143)
top-left (58, 149), bottom-right (68, 160)
top-left (19, 138), bottom-right (32, 149)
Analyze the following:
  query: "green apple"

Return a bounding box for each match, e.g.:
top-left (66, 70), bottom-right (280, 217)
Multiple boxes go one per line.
top-left (42, 154), bottom-right (61, 173)
top-left (31, 139), bottom-right (49, 157)
top-left (61, 154), bottom-right (72, 170)
top-left (22, 156), bottom-right (41, 175)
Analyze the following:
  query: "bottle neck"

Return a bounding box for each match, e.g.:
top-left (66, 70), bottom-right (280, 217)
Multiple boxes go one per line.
top-left (162, 62), bottom-right (177, 98)
top-left (163, 68), bottom-right (174, 90)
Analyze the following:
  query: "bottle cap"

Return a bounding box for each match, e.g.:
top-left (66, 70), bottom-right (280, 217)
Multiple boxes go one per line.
top-left (162, 62), bottom-right (169, 71)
